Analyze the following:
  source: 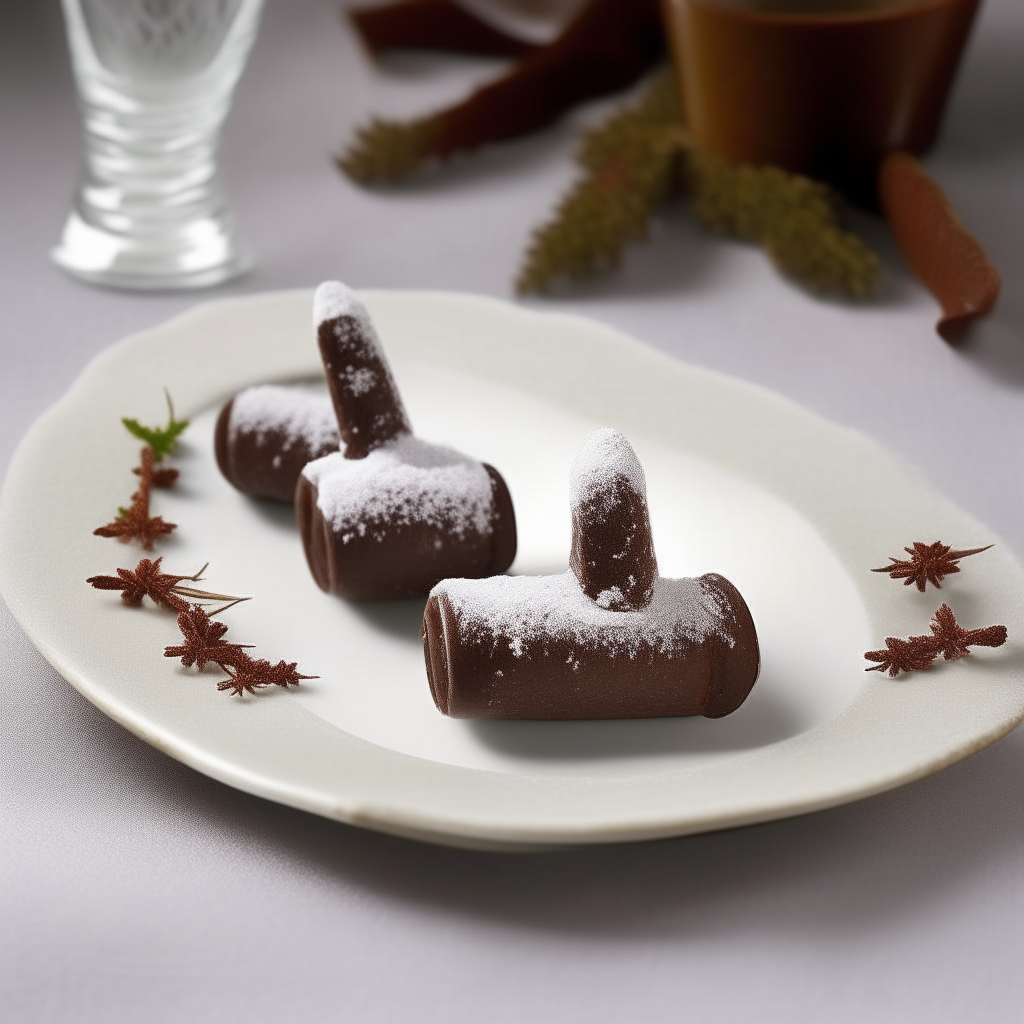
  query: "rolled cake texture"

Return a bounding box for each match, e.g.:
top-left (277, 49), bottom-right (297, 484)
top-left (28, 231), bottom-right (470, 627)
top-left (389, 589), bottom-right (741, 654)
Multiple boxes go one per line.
top-left (423, 571), bottom-right (759, 719)
top-left (297, 436), bottom-right (516, 598)
top-left (296, 281), bottom-right (517, 598)
top-left (422, 427), bottom-right (759, 719)
top-left (214, 385), bottom-right (341, 502)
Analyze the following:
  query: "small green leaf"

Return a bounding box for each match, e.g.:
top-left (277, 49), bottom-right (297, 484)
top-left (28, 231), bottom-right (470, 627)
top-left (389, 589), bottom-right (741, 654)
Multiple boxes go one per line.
top-left (121, 391), bottom-right (189, 460)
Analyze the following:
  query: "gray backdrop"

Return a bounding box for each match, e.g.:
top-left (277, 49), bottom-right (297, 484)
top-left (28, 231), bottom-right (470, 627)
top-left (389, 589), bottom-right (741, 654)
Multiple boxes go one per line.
top-left (2, 1), bottom-right (1023, 1020)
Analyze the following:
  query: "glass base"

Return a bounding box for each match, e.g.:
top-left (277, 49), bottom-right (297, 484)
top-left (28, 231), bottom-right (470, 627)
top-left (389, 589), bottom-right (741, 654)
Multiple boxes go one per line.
top-left (52, 207), bottom-right (251, 291)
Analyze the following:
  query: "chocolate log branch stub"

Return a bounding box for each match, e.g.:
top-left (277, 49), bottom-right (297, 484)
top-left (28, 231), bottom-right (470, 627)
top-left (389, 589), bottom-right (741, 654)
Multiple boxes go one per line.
top-left (350, 0), bottom-right (536, 58)
top-left (570, 426), bottom-right (657, 611)
top-left (422, 428), bottom-right (760, 720)
top-left (214, 385), bottom-right (341, 503)
top-left (315, 280), bottom-right (412, 460)
top-left (297, 282), bottom-right (517, 599)
top-left (213, 275), bottom-right (411, 498)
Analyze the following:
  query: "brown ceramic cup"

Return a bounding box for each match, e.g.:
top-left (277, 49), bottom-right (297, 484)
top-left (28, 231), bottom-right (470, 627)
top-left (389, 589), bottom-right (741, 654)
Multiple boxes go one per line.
top-left (661, 0), bottom-right (981, 203)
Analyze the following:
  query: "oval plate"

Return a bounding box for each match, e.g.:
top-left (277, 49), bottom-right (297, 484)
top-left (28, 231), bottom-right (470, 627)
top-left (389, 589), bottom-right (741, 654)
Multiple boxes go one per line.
top-left (2, 290), bottom-right (1023, 850)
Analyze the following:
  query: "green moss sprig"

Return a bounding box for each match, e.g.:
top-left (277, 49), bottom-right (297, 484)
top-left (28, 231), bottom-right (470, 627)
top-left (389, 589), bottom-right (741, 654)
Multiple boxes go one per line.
top-left (338, 117), bottom-right (444, 184)
top-left (517, 70), bottom-right (879, 298)
top-left (516, 71), bottom-right (682, 293)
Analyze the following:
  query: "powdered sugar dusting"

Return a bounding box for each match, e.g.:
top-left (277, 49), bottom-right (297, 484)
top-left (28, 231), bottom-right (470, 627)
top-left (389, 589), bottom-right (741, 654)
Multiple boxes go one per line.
top-left (343, 366), bottom-right (376, 396)
top-left (571, 428), bottom-right (647, 507)
top-left (314, 280), bottom-right (366, 328)
top-left (304, 435), bottom-right (495, 541)
top-left (433, 573), bottom-right (735, 660)
top-left (229, 385), bottom-right (340, 453)
top-left (314, 282), bottom-right (384, 363)
top-left (595, 586), bottom-right (624, 609)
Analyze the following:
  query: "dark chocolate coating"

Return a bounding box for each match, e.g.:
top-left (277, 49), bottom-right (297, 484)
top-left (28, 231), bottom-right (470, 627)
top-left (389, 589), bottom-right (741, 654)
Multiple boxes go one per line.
top-left (422, 572), bottom-right (760, 720)
top-left (213, 398), bottom-right (340, 503)
top-left (570, 474), bottom-right (657, 611)
top-left (318, 312), bottom-right (412, 459)
top-left (296, 463), bottom-right (517, 599)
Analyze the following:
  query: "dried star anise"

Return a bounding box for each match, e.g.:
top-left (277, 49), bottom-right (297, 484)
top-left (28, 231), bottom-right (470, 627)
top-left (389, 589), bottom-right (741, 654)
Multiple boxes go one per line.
top-left (88, 557), bottom-right (197, 612)
top-left (164, 604), bottom-right (252, 671)
top-left (94, 446), bottom-right (177, 550)
top-left (863, 635), bottom-right (941, 677)
top-left (926, 603), bottom-right (1007, 663)
top-left (214, 652), bottom-right (317, 696)
top-left (865, 603), bottom-right (1007, 677)
top-left (135, 464), bottom-right (180, 488)
top-left (87, 558), bottom-right (246, 617)
top-left (90, 399), bottom-right (315, 703)
top-left (872, 541), bottom-right (992, 592)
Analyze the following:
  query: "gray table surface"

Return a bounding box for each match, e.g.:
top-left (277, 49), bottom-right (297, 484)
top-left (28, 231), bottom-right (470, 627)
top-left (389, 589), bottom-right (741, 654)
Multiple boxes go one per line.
top-left (3, 1), bottom-right (1023, 1020)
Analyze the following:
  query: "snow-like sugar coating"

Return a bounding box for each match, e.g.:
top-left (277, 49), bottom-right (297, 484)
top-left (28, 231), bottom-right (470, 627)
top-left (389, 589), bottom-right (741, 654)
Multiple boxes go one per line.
top-left (304, 434), bottom-right (495, 541)
top-left (229, 384), bottom-right (339, 453)
top-left (314, 281), bottom-right (381, 365)
top-left (570, 427), bottom-right (647, 507)
top-left (433, 572), bottom-right (736, 660)
top-left (313, 280), bottom-right (367, 327)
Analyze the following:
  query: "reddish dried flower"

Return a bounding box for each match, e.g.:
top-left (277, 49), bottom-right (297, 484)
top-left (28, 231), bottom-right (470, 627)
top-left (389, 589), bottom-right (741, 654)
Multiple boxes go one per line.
top-left (89, 405), bottom-right (315, 705)
top-left (263, 660), bottom-right (313, 689)
top-left (865, 603), bottom-right (1007, 677)
top-left (87, 557), bottom-right (192, 612)
top-left (93, 506), bottom-right (176, 549)
top-left (135, 464), bottom-right (180, 488)
top-left (164, 605), bottom-right (252, 671)
top-left (215, 652), bottom-right (317, 696)
top-left (94, 446), bottom-right (177, 550)
top-left (926, 603), bottom-right (1007, 663)
top-left (872, 541), bottom-right (992, 592)
top-left (863, 635), bottom-right (939, 677)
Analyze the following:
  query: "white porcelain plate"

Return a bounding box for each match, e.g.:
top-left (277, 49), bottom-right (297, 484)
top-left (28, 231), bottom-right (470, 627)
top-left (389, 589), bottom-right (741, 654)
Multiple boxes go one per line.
top-left (3, 290), bottom-right (1023, 850)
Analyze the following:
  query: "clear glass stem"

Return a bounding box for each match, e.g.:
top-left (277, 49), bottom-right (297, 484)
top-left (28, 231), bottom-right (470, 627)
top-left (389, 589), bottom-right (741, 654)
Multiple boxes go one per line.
top-left (53, 0), bottom-right (265, 290)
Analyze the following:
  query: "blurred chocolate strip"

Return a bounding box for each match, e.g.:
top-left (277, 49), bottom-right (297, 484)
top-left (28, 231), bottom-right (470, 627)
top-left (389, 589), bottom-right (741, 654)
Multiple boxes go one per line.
top-left (348, 0), bottom-right (663, 158)
top-left (350, 0), bottom-right (536, 56)
top-left (879, 152), bottom-right (1001, 344)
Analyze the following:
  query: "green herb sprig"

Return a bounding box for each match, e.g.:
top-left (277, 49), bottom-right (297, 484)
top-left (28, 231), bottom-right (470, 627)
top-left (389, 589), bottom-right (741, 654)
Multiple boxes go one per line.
top-left (121, 389), bottom-right (189, 461)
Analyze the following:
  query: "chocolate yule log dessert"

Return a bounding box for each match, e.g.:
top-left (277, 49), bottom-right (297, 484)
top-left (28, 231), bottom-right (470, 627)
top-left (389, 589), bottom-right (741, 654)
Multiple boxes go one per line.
top-left (296, 281), bottom-right (517, 599)
top-left (214, 385), bottom-right (341, 502)
top-left (422, 428), bottom-right (759, 720)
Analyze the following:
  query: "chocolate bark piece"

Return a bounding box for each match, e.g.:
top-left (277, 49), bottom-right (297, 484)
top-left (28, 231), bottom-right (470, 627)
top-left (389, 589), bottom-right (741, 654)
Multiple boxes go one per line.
top-left (214, 385), bottom-right (341, 503)
top-left (297, 281), bottom-right (518, 598)
top-left (422, 428), bottom-right (759, 720)
top-left (315, 281), bottom-right (412, 459)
